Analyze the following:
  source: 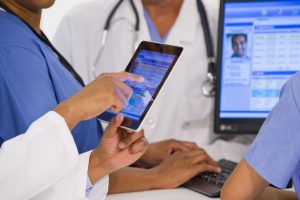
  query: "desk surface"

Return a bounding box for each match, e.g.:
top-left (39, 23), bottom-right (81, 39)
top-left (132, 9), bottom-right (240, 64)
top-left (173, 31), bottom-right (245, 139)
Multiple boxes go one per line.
top-left (107, 187), bottom-right (296, 200)
top-left (107, 187), bottom-right (218, 200)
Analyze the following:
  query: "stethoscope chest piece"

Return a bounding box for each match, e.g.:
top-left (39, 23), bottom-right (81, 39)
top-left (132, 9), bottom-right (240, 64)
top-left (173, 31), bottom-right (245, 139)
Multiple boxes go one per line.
top-left (202, 73), bottom-right (215, 97)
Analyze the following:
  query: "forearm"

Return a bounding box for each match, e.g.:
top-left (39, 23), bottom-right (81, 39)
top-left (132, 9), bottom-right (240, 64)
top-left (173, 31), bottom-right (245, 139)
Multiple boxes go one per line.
top-left (221, 160), bottom-right (269, 200)
top-left (256, 187), bottom-right (297, 200)
top-left (277, 190), bottom-right (298, 200)
top-left (108, 167), bottom-right (159, 194)
top-left (53, 98), bottom-right (82, 130)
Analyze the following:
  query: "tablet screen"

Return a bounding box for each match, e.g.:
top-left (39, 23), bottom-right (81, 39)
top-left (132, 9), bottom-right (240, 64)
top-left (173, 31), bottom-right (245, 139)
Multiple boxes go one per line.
top-left (99, 41), bottom-right (183, 130)
top-left (121, 50), bottom-right (176, 120)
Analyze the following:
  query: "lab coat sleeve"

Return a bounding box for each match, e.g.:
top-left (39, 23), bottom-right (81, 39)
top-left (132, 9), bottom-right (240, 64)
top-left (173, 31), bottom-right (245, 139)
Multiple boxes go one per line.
top-left (0, 111), bottom-right (80, 199)
top-left (63, 151), bottom-right (109, 200)
top-left (31, 149), bottom-right (109, 200)
top-left (86, 175), bottom-right (109, 200)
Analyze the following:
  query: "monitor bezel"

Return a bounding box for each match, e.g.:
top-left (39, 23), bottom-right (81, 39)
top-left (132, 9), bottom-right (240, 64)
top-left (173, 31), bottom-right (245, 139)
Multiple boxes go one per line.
top-left (213, 0), bottom-right (291, 134)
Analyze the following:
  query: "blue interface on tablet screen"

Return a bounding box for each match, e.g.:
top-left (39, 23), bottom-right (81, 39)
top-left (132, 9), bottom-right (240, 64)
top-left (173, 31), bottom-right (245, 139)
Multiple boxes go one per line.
top-left (107, 50), bottom-right (176, 120)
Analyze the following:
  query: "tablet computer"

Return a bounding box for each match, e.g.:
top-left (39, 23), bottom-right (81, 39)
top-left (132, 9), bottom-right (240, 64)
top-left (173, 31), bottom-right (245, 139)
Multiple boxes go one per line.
top-left (98, 41), bottom-right (183, 132)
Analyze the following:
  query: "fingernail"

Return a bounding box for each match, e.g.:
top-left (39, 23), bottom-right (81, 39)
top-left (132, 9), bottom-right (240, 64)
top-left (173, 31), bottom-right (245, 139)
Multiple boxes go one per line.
top-left (143, 137), bottom-right (149, 145)
top-left (119, 142), bottom-right (126, 149)
top-left (138, 76), bottom-right (145, 82)
top-left (141, 137), bottom-right (149, 147)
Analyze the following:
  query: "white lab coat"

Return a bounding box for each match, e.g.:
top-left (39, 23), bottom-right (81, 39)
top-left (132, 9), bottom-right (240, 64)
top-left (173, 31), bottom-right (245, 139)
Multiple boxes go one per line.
top-left (0, 111), bottom-right (108, 200)
top-left (53, 0), bottom-right (254, 162)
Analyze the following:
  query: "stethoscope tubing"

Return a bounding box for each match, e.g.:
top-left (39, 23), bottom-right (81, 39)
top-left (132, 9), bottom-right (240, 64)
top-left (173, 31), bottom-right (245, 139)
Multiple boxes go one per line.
top-left (93, 0), bottom-right (216, 97)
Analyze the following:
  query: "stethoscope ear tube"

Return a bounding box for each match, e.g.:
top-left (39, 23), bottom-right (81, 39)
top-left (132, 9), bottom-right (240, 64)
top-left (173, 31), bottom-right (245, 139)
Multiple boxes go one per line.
top-left (129, 0), bottom-right (140, 31)
top-left (92, 0), bottom-right (124, 80)
top-left (92, 0), bottom-right (140, 80)
top-left (104, 0), bottom-right (124, 30)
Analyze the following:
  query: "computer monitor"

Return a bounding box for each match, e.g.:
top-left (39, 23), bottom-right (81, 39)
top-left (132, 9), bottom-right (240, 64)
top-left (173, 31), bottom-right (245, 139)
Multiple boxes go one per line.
top-left (215, 0), bottom-right (300, 134)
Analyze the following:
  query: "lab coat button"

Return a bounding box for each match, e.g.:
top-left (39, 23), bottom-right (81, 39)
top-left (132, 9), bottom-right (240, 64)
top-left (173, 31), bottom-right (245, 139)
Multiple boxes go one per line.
top-left (147, 118), bottom-right (156, 128)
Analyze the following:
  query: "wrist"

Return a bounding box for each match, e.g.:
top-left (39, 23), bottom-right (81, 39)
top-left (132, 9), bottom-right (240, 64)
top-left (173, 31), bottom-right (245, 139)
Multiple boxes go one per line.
top-left (135, 147), bottom-right (156, 167)
top-left (148, 166), bottom-right (177, 189)
top-left (53, 100), bottom-right (81, 130)
top-left (146, 167), bottom-right (164, 189)
top-left (88, 151), bottom-right (111, 184)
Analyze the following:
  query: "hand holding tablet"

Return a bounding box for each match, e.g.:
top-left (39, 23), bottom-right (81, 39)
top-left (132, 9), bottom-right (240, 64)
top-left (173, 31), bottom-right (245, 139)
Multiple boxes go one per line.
top-left (98, 41), bottom-right (183, 132)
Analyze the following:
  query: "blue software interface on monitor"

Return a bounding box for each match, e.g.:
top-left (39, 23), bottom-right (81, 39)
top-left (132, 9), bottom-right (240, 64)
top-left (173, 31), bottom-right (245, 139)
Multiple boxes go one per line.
top-left (108, 50), bottom-right (175, 120)
top-left (220, 0), bottom-right (300, 118)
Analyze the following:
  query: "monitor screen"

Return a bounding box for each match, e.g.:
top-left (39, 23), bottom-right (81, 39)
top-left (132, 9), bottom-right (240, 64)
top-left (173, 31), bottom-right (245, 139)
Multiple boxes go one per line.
top-left (220, 0), bottom-right (300, 119)
top-left (215, 0), bottom-right (300, 134)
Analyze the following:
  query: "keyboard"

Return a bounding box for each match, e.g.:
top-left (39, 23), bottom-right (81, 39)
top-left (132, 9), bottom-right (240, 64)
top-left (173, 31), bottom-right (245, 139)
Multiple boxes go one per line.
top-left (182, 159), bottom-right (237, 198)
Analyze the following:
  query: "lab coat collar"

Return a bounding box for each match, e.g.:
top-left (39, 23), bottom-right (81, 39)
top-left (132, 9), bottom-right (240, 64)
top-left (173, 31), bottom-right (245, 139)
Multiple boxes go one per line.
top-left (166, 0), bottom-right (199, 44)
top-left (113, 0), bottom-right (199, 45)
top-left (133, 0), bottom-right (152, 47)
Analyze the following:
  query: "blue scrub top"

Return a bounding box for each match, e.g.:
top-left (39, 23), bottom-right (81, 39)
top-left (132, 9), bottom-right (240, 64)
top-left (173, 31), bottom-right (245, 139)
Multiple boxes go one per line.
top-left (245, 72), bottom-right (300, 198)
top-left (0, 11), bottom-right (103, 153)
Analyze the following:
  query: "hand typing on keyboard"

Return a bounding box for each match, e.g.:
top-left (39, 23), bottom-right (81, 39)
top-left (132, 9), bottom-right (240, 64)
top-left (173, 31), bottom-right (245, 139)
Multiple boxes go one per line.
top-left (183, 159), bottom-right (237, 197)
top-left (149, 149), bottom-right (222, 189)
top-left (197, 160), bottom-right (237, 186)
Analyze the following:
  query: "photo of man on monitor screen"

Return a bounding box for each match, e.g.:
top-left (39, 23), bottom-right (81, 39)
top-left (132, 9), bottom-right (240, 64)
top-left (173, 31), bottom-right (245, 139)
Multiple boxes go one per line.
top-left (231, 33), bottom-right (249, 59)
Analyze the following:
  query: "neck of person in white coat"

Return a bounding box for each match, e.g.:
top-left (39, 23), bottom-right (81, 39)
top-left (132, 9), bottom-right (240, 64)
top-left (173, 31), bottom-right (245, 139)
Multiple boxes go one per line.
top-left (141, 0), bottom-right (183, 38)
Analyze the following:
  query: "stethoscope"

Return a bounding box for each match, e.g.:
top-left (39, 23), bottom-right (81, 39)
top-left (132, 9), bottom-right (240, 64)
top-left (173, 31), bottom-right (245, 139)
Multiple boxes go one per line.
top-left (93, 0), bottom-right (216, 97)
